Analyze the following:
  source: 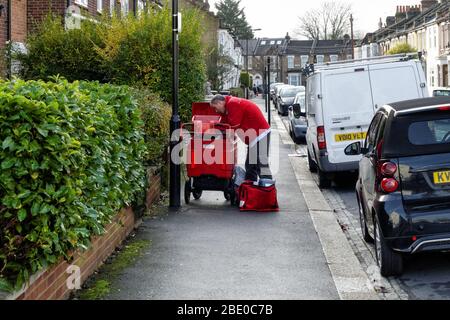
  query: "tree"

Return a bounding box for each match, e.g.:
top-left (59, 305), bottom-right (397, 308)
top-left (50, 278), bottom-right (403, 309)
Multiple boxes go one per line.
top-left (215, 0), bottom-right (253, 39)
top-left (295, 1), bottom-right (352, 40)
top-left (387, 43), bottom-right (417, 55)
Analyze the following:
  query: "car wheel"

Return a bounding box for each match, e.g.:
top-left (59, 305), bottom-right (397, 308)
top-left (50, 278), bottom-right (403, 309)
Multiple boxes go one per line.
top-left (374, 217), bottom-right (403, 277)
top-left (317, 168), bottom-right (332, 188)
top-left (357, 193), bottom-right (373, 243)
top-left (307, 150), bottom-right (317, 173)
top-left (184, 180), bottom-right (191, 205)
top-left (193, 190), bottom-right (202, 200)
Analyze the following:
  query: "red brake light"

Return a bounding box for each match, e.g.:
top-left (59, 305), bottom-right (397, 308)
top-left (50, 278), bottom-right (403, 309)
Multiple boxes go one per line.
top-left (381, 162), bottom-right (397, 176)
top-left (438, 106), bottom-right (450, 111)
top-left (381, 178), bottom-right (399, 193)
top-left (317, 126), bottom-right (326, 150)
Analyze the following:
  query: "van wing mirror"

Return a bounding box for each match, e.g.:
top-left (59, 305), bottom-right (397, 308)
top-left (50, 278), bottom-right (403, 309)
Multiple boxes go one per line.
top-left (292, 103), bottom-right (306, 117)
top-left (344, 142), bottom-right (362, 156)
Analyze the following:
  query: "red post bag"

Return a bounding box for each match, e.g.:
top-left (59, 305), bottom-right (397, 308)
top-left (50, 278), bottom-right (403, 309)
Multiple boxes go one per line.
top-left (238, 181), bottom-right (279, 212)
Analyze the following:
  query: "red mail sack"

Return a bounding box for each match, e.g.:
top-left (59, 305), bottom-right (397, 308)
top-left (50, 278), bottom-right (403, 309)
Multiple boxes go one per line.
top-left (238, 181), bottom-right (279, 212)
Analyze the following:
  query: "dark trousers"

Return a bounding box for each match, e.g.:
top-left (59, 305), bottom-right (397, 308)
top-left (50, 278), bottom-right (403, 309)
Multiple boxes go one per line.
top-left (245, 133), bottom-right (270, 181)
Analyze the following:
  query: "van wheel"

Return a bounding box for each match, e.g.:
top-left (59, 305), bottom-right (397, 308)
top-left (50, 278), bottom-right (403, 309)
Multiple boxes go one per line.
top-left (357, 194), bottom-right (373, 243)
top-left (374, 217), bottom-right (403, 277)
top-left (318, 168), bottom-right (332, 188)
top-left (307, 151), bottom-right (317, 173)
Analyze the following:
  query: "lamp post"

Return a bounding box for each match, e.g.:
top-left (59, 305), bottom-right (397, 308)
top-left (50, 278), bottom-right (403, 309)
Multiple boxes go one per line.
top-left (169, 0), bottom-right (181, 208)
top-left (350, 14), bottom-right (355, 59)
top-left (245, 28), bottom-right (261, 99)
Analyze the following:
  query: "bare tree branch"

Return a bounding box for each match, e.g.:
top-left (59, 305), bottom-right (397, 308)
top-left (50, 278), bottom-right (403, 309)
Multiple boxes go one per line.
top-left (294, 1), bottom-right (352, 40)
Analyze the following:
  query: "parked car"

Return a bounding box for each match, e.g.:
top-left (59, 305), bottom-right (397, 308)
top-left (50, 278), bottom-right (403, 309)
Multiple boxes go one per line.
top-left (305, 55), bottom-right (429, 188)
top-left (270, 82), bottom-right (284, 102)
top-left (277, 86), bottom-right (305, 116)
top-left (288, 92), bottom-right (307, 143)
top-left (432, 87), bottom-right (450, 97)
top-left (272, 83), bottom-right (288, 104)
top-left (345, 96), bottom-right (450, 276)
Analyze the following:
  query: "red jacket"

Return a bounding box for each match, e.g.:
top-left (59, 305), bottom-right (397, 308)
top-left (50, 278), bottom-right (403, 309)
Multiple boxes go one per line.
top-left (221, 96), bottom-right (270, 145)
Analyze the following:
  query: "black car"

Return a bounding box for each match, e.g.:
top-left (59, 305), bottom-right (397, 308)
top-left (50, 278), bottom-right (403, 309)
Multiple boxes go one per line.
top-left (276, 86), bottom-right (304, 116)
top-left (345, 97), bottom-right (450, 276)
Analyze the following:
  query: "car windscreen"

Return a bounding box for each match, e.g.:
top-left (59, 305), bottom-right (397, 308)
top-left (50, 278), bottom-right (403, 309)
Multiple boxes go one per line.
top-left (384, 111), bottom-right (450, 157)
top-left (281, 88), bottom-right (301, 97)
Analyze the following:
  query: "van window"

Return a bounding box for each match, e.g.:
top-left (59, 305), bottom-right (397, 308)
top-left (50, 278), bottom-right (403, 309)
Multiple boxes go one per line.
top-left (408, 118), bottom-right (450, 145)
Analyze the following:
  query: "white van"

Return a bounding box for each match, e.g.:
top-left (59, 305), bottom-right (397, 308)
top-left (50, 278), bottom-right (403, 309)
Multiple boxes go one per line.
top-left (305, 54), bottom-right (429, 188)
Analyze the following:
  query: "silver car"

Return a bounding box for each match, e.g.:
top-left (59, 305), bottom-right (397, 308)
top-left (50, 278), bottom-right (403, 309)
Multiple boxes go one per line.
top-left (288, 92), bottom-right (307, 143)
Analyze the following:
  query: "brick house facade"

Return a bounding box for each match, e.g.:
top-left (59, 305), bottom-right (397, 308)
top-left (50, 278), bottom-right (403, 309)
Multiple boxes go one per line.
top-left (0, 0), bottom-right (162, 76)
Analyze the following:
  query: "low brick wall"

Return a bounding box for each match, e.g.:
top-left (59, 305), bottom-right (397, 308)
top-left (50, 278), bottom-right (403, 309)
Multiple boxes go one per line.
top-left (4, 172), bottom-right (162, 300)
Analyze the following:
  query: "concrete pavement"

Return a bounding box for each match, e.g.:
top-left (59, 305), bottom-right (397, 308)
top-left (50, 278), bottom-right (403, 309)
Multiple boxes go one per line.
top-left (102, 96), bottom-right (375, 300)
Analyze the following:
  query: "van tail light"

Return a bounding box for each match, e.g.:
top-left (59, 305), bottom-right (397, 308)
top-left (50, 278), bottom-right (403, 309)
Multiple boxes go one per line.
top-left (438, 106), bottom-right (450, 111)
top-left (378, 161), bottom-right (399, 193)
top-left (317, 126), bottom-right (327, 150)
top-left (381, 178), bottom-right (399, 193)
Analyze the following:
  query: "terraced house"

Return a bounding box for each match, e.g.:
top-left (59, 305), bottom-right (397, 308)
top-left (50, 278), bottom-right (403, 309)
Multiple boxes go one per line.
top-left (357, 0), bottom-right (450, 91)
top-left (0, 0), bottom-right (163, 76)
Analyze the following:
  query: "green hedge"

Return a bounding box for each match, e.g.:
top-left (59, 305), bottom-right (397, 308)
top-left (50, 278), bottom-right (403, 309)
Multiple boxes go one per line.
top-left (0, 78), bottom-right (148, 291)
top-left (16, 6), bottom-right (206, 122)
top-left (131, 88), bottom-right (171, 167)
top-left (240, 72), bottom-right (252, 88)
top-left (229, 87), bottom-right (244, 98)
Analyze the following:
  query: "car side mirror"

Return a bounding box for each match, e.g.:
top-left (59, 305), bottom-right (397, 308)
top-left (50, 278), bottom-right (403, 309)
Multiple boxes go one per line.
top-left (345, 142), bottom-right (363, 156)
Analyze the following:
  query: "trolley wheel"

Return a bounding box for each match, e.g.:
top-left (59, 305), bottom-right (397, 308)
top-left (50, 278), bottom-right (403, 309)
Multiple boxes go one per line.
top-left (184, 180), bottom-right (191, 204)
top-left (193, 190), bottom-right (203, 200)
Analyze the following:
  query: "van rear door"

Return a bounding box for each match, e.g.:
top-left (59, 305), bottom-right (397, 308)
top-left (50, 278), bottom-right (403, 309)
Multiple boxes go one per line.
top-left (368, 61), bottom-right (424, 110)
top-left (322, 66), bottom-right (374, 164)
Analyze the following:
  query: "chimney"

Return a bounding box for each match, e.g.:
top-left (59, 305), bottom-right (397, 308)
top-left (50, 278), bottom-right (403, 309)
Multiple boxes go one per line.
top-left (386, 16), bottom-right (396, 27)
top-left (421, 0), bottom-right (438, 12)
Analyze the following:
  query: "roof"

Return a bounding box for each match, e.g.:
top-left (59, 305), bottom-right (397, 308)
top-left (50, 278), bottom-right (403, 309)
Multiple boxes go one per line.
top-left (372, 1), bottom-right (449, 43)
top-left (286, 40), bottom-right (349, 55)
top-left (387, 96), bottom-right (450, 112)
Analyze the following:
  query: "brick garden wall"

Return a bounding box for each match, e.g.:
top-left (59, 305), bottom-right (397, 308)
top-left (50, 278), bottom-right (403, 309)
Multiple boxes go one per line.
top-left (6, 172), bottom-right (162, 300)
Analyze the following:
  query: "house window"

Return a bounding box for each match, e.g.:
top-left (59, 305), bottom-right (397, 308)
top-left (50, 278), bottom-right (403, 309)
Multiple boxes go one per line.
top-left (277, 40), bottom-right (282, 45)
top-left (288, 74), bottom-right (300, 86)
top-left (261, 40), bottom-right (266, 45)
top-left (316, 55), bottom-right (324, 64)
top-left (75, 0), bottom-right (88, 7)
top-left (287, 56), bottom-right (294, 69)
top-left (330, 55), bottom-right (338, 62)
top-left (301, 55), bottom-right (309, 66)
top-left (121, 0), bottom-right (129, 16)
top-left (270, 40), bottom-right (275, 45)
top-left (97, 0), bottom-right (103, 13)
top-left (248, 56), bottom-right (252, 69)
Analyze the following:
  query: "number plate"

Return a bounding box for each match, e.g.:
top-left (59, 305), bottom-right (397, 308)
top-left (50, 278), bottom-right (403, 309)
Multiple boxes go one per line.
top-left (335, 132), bottom-right (367, 142)
top-left (433, 170), bottom-right (450, 185)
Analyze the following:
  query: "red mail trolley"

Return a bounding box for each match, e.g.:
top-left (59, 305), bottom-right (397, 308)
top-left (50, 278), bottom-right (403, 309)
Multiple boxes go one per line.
top-left (181, 102), bottom-right (238, 205)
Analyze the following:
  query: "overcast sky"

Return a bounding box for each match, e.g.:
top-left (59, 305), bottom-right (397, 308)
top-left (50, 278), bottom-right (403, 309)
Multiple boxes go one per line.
top-left (208, 0), bottom-right (421, 38)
